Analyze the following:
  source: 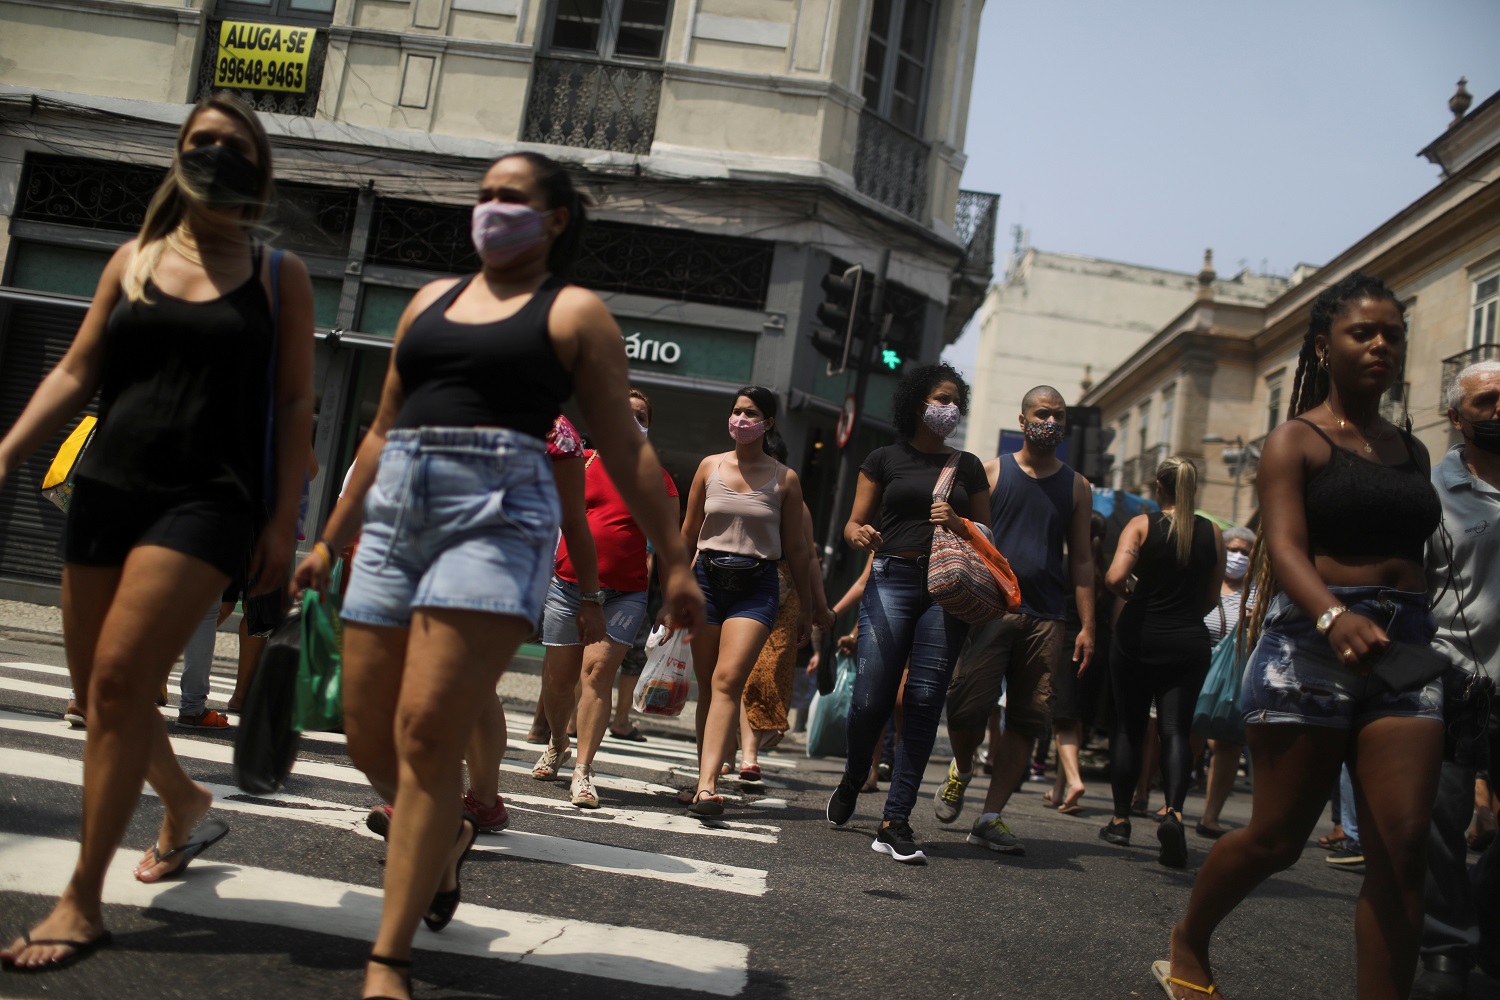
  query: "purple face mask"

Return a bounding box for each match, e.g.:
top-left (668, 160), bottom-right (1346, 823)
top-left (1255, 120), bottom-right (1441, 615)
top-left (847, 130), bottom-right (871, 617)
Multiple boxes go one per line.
top-left (470, 200), bottom-right (549, 268)
top-left (728, 415), bottom-right (767, 443)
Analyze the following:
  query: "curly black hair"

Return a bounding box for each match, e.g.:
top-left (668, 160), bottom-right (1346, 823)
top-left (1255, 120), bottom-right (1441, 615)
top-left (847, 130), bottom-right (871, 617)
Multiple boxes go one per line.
top-left (892, 362), bottom-right (969, 438)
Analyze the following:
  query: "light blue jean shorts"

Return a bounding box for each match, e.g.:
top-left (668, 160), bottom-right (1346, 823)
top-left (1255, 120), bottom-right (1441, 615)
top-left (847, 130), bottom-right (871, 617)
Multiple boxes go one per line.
top-left (540, 575), bottom-right (649, 647)
top-left (1240, 585), bottom-right (1442, 730)
top-left (341, 427), bottom-right (561, 629)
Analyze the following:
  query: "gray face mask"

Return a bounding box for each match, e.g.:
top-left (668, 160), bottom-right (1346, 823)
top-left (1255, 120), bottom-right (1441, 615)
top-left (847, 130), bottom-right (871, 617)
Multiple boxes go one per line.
top-left (1225, 550), bottom-right (1250, 581)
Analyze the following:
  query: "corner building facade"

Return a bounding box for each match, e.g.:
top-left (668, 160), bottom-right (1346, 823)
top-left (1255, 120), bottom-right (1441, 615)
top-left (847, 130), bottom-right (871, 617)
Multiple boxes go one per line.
top-left (0, 0), bottom-right (997, 600)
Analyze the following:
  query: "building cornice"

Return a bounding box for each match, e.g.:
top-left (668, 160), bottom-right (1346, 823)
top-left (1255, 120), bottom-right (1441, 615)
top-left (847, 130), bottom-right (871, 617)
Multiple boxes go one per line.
top-left (662, 62), bottom-right (863, 114)
top-left (1, 0), bottom-right (201, 25)
top-left (1082, 299), bottom-right (1266, 405)
top-left (326, 25), bottom-right (534, 62)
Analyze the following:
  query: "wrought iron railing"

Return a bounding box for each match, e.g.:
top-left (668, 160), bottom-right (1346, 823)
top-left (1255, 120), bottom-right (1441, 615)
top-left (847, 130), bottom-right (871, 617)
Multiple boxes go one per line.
top-left (196, 19), bottom-right (328, 117)
top-left (16, 155), bottom-right (164, 233)
top-left (522, 55), bottom-right (663, 155)
top-left (1122, 454), bottom-right (1148, 495)
top-left (854, 110), bottom-right (930, 219)
top-left (954, 190), bottom-right (999, 277)
top-left (1441, 343), bottom-right (1500, 414)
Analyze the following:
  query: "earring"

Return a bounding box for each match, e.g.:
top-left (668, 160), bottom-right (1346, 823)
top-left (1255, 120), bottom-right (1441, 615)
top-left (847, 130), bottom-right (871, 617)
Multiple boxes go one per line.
top-left (1319, 354), bottom-right (1328, 370)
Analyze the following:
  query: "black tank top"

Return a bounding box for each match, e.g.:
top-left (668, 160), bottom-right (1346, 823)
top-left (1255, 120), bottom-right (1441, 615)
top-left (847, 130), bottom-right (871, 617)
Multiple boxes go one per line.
top-left (989, 454), bottom-right (1075, 620)
top-left (393, 275), bottom-right (572, 439)
top-left (1294, 417), bottom-right (1440, 563)
top-left (78, 246), bottom-right (274, 513)
top-left (1127, 511), bottom-right (1219, 625)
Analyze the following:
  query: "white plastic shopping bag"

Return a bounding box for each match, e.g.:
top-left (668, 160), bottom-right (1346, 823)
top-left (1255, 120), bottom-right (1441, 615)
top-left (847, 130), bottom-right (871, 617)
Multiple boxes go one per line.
top-left (632, 625), bottom-right (693, 717)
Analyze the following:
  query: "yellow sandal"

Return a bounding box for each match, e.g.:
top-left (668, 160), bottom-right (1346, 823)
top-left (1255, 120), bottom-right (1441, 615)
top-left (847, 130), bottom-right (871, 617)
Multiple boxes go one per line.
top-left (1151, 960), bottom-right (1217, 997)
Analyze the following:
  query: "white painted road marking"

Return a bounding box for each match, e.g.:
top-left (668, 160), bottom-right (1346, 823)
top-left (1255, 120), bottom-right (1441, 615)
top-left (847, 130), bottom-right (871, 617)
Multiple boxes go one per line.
top-left (0, 746), bottom-right (769, 896)
top-left (0, 833), bottom-right (750, 996)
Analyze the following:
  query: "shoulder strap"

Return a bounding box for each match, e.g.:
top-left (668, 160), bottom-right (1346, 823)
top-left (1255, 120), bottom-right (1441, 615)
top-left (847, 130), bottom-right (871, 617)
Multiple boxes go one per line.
top-left (261, 248), bottom-right (285, 511)
top-left (584, 451), bottom-right (598, 471)
top-left (933, 452), bottom-right (961, 504)
top-left (1399, 424), bottom-right (1429, 476)
top-left (1291, 416), bottom-right (1338, 450)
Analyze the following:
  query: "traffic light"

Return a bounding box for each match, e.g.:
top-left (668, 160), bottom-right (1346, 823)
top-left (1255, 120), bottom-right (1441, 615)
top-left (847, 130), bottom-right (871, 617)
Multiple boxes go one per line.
top-left (811, 264), bottom-right (869, 375)
top-left (1066, 405), bottom-right (1114, 485)
top-left (1094, 427), bottom-right (1116, 484)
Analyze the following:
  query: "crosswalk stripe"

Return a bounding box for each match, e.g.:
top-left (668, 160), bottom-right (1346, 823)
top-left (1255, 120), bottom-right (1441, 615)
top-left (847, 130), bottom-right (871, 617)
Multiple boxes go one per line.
top-left (0, 709), bottom-right (779, 843)
top-left (0, 833), bottom-right (750, 996)
top-left (0, 746), bottom-right (768, 896)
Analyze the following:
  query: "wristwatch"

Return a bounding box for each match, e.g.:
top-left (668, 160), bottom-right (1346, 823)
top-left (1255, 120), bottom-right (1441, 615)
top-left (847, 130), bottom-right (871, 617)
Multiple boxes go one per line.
top-left (579, 590), bottom-right (605, 606)
top-left (1316, 605), bottom-right (1348, 634)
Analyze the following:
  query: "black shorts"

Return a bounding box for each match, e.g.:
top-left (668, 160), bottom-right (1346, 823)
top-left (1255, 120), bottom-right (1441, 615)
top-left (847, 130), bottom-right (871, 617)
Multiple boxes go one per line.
top-left (65, 478), bottom-right (254, 583)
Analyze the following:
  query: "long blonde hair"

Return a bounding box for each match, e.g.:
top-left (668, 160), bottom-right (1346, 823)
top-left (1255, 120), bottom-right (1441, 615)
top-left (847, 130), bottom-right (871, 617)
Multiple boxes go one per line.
top-left (123, 92), bottom-right (274, 302)
top-left (1155, 456), bottom-right (1199, 567)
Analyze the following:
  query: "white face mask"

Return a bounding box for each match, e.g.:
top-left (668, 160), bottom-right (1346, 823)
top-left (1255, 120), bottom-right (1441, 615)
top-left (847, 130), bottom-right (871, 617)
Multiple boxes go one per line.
top-left (634, 416), bottom-right (649, 437)
top-left (1225, 550), bottom-right (1250, 581)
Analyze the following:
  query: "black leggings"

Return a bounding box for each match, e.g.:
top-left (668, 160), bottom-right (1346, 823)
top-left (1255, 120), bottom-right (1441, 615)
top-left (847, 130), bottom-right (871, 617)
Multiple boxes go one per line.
top-left (1109, 634), bottom-right (1209, 818)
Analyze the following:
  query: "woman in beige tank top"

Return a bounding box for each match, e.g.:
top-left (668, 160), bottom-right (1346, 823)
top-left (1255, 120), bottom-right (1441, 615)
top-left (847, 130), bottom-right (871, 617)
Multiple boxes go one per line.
top-left (675, 386), bottom-right (834, 816)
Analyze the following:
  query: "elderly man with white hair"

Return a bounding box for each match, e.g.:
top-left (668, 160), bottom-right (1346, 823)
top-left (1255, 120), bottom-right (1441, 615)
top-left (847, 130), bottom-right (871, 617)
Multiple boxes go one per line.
top-left (1411, 360), bottom-right (1500, 999)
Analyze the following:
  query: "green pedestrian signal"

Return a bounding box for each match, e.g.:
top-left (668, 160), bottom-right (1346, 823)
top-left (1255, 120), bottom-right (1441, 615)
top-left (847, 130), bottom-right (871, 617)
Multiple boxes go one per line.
top-left (881, 348), bottom-right (901, 370)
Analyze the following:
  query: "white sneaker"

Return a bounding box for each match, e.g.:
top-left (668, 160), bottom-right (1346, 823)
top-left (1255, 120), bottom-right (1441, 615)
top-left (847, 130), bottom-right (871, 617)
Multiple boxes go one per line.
top-left (570, 764), bottom-right (599, 808)
top-left (532, 743), bottom-right (571, 781)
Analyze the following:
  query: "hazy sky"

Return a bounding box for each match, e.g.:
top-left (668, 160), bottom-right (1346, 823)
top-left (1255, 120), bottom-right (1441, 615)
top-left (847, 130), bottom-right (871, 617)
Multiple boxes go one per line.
top-left (944, 0), bottom-right (1499, 374)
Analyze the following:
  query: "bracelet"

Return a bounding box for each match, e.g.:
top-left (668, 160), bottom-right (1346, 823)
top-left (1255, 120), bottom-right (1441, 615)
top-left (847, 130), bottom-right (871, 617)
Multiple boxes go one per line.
top-left (579, 590), bottom-right (605, 606)
top-left (312, 540), bottom-right (334, 570)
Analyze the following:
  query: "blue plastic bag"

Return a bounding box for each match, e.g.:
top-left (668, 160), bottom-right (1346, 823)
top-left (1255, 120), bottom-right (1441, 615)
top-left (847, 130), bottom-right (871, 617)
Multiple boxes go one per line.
top-left (806, 653), bottom-right (856, 758)
top-left (1193, 629), bottom-right (1248, 744)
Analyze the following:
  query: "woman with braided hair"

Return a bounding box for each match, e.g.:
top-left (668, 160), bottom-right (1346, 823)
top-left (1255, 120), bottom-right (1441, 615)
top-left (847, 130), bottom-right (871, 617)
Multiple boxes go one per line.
top-left (1155, 273), bottom-right (1443, 1000)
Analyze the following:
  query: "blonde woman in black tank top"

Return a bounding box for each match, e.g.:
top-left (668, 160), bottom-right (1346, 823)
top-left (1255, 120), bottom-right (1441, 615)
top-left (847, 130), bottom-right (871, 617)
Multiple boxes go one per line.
top-left (292, 153), bottom-right (703, 1000)
top-left (0, 96), bottom-right (316, 971)
top-left (675, 387), bottom-right (834, 815)
top-left (1160, 274), bottom-right (1443, 1000)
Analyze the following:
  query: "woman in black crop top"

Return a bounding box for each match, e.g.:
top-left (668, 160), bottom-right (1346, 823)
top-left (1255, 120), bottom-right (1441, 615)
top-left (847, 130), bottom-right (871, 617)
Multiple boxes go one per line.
top-left (829, 363), bottom-right (990, 863)
top-left (0, 95), bottom-right (316, 971)
top-left (291, 152), bottom-right (703, 1000)
top-left (1101, 457), bottom-right (1224, 867)
top-left (1162, 274), bottom-right (1444, 1000)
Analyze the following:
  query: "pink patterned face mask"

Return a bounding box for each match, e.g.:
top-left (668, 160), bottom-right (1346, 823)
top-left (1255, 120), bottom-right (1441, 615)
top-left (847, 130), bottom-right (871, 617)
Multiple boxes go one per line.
top-left (728, 415), bottom-right (767, 443)
top-left (470, 200), bottom-right (550, 268)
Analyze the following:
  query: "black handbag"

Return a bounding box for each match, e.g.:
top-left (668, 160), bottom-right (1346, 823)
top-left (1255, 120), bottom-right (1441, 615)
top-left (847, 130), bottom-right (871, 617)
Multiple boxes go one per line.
top-left (232, 605), bottom-right (303, 794)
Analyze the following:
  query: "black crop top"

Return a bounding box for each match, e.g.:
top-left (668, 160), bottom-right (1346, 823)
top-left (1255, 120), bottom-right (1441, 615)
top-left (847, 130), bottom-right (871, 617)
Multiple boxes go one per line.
top-left (393, 275), bottom-right (572, 440)
top-left (1295, 417), bottom-right (1440, 563)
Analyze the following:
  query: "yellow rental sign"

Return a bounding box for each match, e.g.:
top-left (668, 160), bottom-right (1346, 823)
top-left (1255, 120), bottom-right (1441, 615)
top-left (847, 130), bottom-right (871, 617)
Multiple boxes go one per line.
top-left (213, 21), bottom-right (315, 93)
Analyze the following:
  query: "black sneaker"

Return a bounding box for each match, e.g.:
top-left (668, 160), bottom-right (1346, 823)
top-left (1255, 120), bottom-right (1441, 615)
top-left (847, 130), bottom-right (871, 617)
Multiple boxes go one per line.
top-left (1157, 813), bottom-right (1188, 868)
top-left (1326, 845), bottom-right (1365, 871)
top-left (826, 779), bottom-right (859, 827)
top-left (872, 819), bottom-right (926, 864)
top-left (1099, 818), bottom-right (1131, 845)
top-left (877, 761), bottom-right (893, 782)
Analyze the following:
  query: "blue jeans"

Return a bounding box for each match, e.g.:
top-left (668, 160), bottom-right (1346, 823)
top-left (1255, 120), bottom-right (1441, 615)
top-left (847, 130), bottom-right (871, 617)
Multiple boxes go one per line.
top-left (178, 602), bottom-right (220, 717)
top-left (845, 555), bottom-right (970, 822)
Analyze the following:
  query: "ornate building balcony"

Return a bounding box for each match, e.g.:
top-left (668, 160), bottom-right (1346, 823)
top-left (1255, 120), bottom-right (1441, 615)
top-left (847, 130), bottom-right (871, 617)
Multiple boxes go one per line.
top-left (954, 190), bottom-right (1000, 278)
top-left (854, 110), bottom-right (930, 219)
top-left (522, 55), bottom-right (663, 156)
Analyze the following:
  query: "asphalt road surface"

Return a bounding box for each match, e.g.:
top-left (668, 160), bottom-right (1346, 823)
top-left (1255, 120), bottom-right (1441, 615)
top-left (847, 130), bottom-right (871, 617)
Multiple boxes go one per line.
top-left (1, 633), bottom-right (1496, 1000)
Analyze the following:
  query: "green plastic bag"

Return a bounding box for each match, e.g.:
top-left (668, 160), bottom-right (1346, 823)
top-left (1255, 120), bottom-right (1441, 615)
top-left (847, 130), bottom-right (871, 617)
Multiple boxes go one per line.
top-left (293, 562), bottom-right (343, 733)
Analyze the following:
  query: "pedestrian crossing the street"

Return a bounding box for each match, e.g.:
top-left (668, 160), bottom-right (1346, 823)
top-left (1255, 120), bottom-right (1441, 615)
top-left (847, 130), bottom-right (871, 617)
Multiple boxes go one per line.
top-left (0, 658), bottom-right (802, 996)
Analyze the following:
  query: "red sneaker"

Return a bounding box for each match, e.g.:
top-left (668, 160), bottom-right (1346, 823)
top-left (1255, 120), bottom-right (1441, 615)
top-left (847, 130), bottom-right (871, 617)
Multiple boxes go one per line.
top-left (177, 709), bottom-right (231, 729)
top-left (365, 804), bottom-right (392, 838)
top-left (464, 789), bottom-right (510, 833)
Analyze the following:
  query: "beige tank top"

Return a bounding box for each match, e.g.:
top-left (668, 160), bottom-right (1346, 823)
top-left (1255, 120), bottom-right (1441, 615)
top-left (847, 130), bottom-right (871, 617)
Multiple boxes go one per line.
top-left (697, 458), bottom-right (785, 560)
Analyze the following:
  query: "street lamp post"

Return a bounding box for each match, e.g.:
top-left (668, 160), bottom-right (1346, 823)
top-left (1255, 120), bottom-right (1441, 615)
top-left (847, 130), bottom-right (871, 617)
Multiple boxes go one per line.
top-left (1203, 433), bottom-right (1246, 524)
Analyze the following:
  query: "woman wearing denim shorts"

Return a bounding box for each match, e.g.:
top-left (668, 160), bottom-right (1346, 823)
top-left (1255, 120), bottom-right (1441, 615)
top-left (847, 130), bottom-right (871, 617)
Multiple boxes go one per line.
top-left (1158, 274), bottom-right (1444, 1000)
top-left (827, 363), bottom-right (991, 865)
top-left (292, 152), bottom-right (703, 1000)
top-left (677, 386), bottom-right (830, 816)
top-left (533, 390), bottom-right (680, 808)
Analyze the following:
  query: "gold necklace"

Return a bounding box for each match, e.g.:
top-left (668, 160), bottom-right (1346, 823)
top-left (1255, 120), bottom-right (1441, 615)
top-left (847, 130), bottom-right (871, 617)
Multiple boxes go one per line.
top-left (1323, 400), bottom-right (1389, 455)
top-left (165, 226), bottom-right (203, 265)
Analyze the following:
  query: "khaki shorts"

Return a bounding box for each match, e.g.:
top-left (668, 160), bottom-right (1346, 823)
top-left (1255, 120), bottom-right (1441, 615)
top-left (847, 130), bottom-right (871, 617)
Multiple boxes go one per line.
top-left (944, 613), bottom-right (1066, 739)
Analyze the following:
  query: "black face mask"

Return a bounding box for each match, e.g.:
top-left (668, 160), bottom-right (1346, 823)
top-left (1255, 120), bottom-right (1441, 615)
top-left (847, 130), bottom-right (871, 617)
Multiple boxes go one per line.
top-left (1465, 417), bottom-right (1500, 455)
top-left (179, 144), bottom-right (261, 211)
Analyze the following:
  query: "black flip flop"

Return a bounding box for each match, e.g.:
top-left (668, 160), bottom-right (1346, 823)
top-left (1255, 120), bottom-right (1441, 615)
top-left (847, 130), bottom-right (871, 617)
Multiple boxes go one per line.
top-left (688, 790), bottom-right (724, 817)
top-left (142, 818), bottom-right (230, 881)
top-left (424, 815), bottom-right (478, 932)
top-left (1, 930), bottom-right (113, 972)
top-left (608, 727), bottom-right (648, 743)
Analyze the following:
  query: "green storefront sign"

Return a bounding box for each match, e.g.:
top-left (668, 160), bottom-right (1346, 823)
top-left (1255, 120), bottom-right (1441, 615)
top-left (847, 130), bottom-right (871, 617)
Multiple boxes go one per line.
top-left (620, 319), bottom-right (755, 383)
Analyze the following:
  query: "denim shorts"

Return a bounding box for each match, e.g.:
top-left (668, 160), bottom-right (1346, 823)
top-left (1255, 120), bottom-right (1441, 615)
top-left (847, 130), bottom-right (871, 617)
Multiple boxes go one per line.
top-left (341, 427), bottom-right (561, 629)
top-left (540, 575), bottom-right (649, 646)
top-left (1240, 585), bottom-right (1442, 730)
top-left (695, 556), bottom-right (779, 628)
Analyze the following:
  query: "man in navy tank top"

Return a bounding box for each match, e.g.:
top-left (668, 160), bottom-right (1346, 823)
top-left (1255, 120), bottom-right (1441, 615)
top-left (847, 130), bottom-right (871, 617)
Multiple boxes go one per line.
top-left (933, 386), bottom-right (1097, 856)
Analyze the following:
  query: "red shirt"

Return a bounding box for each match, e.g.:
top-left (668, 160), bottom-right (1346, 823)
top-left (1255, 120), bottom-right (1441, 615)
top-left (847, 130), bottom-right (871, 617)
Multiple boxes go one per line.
top-left (556, 450), bottom-right (678, 592)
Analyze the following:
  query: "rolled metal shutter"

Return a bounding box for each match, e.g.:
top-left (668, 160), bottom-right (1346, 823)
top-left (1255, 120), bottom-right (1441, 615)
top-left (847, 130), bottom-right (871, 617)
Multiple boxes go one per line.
top-left (0, 299), bottom-right (92, 589)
